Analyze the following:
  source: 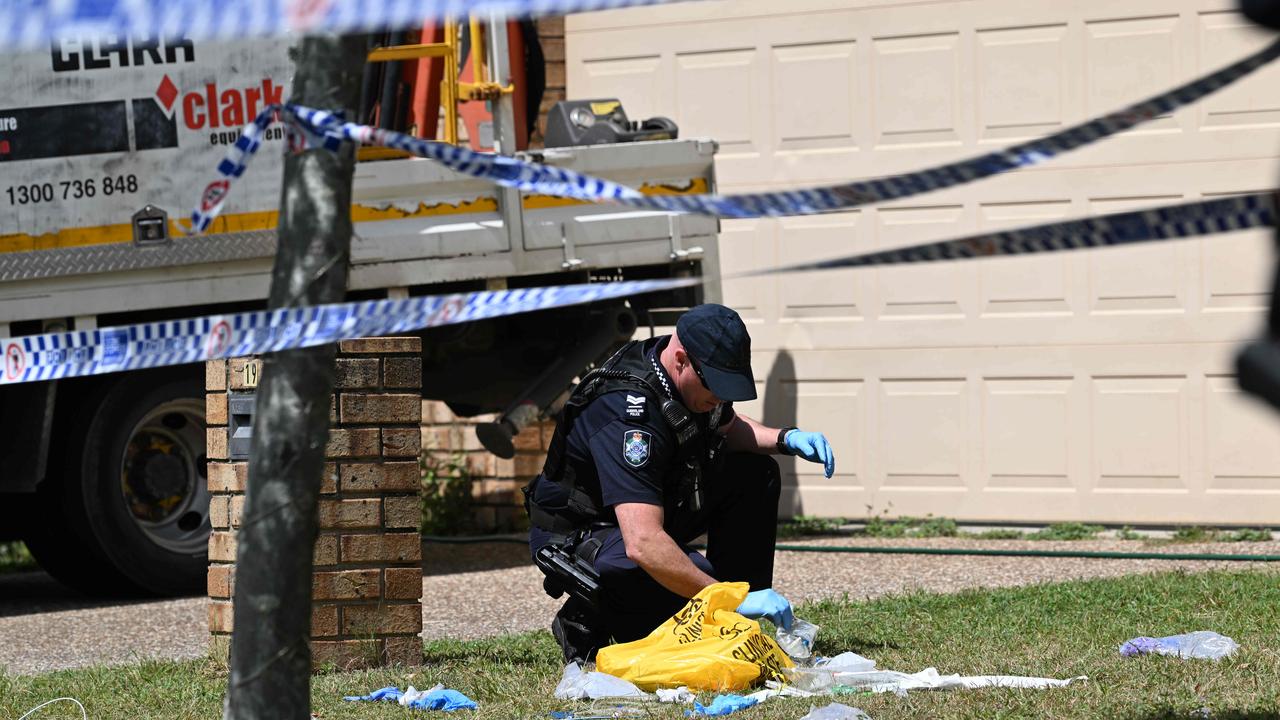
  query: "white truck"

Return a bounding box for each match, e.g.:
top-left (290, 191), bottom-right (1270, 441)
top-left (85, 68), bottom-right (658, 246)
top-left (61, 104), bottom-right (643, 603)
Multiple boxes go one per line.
top-left (0, 29), bottom-right (721, 596)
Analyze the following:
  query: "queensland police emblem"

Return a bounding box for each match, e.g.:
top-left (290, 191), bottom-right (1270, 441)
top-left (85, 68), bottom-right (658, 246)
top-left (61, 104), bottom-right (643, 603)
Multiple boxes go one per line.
top-left (622, 429), bottom-right (651, 468)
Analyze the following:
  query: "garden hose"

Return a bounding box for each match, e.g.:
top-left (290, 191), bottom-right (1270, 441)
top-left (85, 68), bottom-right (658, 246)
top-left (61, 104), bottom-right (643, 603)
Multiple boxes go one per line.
top-left (421, 535), bottom-right (1280, 562)
top-left (769, 543), bottom-right (1280, 562)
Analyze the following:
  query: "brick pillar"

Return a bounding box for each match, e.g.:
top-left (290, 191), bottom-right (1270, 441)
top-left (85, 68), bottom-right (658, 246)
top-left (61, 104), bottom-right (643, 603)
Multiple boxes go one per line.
top-left (206, 338), bottom-right (425, 671)
top-left (420, 402), bottom-right (549, 532)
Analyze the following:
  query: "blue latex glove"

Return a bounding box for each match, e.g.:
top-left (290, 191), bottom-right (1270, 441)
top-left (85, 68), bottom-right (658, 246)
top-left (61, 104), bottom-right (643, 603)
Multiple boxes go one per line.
top-left (784, 430), bottom-right (835, 478)
top-left (687, 694), bottom-right (759, 717)
top-left (407, 688), bottom-right (478, 711)
top-left (735, 588), bottom-right (794, 631)
top-left (343, 686), bottom-right (403, 702)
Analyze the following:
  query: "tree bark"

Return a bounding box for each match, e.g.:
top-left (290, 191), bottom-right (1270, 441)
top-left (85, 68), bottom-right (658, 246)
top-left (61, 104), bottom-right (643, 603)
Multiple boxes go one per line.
top-left (224, 33), bottom-right (366, 720)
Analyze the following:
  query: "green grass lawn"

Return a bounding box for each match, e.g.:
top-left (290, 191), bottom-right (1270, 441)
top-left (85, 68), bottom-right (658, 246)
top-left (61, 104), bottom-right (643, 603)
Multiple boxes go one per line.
top-left (4, 569), bottom-right (1279, 719)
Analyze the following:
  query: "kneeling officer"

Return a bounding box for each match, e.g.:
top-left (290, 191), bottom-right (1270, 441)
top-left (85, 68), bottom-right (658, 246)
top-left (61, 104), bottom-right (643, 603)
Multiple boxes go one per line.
top-left (525, 303), bottom-right (836, 663)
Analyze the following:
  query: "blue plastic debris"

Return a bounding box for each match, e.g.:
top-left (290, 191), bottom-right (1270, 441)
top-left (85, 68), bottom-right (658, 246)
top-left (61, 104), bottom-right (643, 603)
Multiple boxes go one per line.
top-left (344, 685), bottom-right (477, 711)
top-left (407, 688), bottom-right (478, 711)
top-left (686, 694), bottom-right (759, 717)
top-left (1119, 631), bottom-right (1238, 660)
top-left (343, 686), bottom-right (403, 702)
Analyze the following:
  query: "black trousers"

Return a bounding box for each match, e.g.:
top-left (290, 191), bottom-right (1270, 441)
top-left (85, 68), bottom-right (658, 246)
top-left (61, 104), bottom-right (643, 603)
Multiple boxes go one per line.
top-left (584, 452), bottom-right (783, 644)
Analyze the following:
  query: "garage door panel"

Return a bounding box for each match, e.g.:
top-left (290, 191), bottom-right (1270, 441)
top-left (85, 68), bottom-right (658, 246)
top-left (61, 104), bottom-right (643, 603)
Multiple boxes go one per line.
top-left (976, 24), bottom-right (1070, 143)
top-left (982, 377), bottom-right (1075, 490)
top-left (579, 54), bottom-right (666, 121)
top-left (977, 200), bottom-right (1075, 316)
top-left (718, 218), bottom-right (775, 321)
top-left (1086, 195), bottom-right (1190, 315)
top-left (872, 32), bottom-right (967, 149)
top-left (879, 378), bottom-right (969, 489)
top-left (1090, 375), bottom-right (1189, 492)
top-left (1197, 11), bottom-right (1280, 130)
top-left (1204, 375), bottom-right (1280, 493)
top-left (676, 48), bottom-right (760, 158)
top-left (777, 377), bottom-right (866, 516)
top-left (773, 41), bottom-right (859, 153)
top-left (1201, 230), bottom-right (1274, 312)
top-left (1083, 15), bottom-right (1183, 134)
top-left (778, 212), bottom-right (867, 321)
top-left (788, 378), bottom-right (863, 478)
top-left (876, 205), bottom-right (975, 319)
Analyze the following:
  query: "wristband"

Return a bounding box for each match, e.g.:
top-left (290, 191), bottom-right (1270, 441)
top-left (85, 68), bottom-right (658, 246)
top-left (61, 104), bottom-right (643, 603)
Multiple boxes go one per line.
top-left (776, 427), bottom-right (798, 455)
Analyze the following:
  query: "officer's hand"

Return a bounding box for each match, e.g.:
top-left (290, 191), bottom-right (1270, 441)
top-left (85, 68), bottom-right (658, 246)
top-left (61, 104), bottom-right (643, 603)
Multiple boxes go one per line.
top-left (736, 589), bottom-right (794, 632)
top-left (784, 430), bottom-right (835, 478)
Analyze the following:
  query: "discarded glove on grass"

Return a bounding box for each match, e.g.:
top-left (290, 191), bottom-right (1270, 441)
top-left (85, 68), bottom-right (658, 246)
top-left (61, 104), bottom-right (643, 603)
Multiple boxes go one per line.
top-left (1120, 631), bottom-right (1239, 660)
top-left (344, 684), bottom-right (478, 711)
top-left (686, 693), bottom-right (758, 717)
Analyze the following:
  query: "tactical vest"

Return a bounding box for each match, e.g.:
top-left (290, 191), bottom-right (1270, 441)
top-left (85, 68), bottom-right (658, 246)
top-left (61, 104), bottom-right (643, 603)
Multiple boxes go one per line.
top-left (524, 339), bottom-right (726, 535)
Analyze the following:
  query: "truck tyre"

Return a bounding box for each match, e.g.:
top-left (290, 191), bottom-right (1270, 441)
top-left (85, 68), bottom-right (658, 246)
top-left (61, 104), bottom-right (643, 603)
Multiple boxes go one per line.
top-left (25, 372), bottom-right (209, 596)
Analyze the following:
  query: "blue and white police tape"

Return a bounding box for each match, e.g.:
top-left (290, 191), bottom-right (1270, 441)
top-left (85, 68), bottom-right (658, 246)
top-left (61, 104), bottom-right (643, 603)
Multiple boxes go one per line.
top-left (0, 277), bottom-right (695, 386)
top-left (0, 0), bottom-right (680, 52)
top-left (188, 104), bottom-right (643, 233)
top-left (188, 35), bottom-right (1280, 232)
top-left (9, 193), bottom-right (1277, 386)
top-left (741, 192), bottom-right (1278, 278)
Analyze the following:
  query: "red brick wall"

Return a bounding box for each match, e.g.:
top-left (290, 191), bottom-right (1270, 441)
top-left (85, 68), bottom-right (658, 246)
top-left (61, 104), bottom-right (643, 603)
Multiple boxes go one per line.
top-left (529, 16), bottom-right (566, 148)
top-left (420, 402), bottom-right (553, 532)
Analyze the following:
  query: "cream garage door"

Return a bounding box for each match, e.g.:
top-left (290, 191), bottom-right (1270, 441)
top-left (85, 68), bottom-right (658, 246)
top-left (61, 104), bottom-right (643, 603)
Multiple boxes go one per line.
top-left (567, 0), bottom-right (1280, 525)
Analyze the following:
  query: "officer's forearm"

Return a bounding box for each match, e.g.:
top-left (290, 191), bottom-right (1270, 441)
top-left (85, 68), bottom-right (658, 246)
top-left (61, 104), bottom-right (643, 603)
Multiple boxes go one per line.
top-left (626, 529), bottom-right (718, 598)
top-left (723, 414), bottom-right (783, 454)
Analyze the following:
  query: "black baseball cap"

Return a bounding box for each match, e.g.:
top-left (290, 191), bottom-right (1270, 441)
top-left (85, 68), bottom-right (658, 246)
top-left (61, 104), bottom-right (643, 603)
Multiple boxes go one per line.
top-left (676, 303), bottom-right (757, 402)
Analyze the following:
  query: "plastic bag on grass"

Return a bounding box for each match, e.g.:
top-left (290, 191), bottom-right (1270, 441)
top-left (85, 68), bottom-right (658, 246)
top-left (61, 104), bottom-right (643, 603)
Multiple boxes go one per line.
top-left (596, 582), bottom-right (793, 692)
top-left (1120, 631), bottom-right (1238, 660)
top-left (555, 663), bottom-right (649, 700)
top-left (782, 652), bottom-right (877, 692)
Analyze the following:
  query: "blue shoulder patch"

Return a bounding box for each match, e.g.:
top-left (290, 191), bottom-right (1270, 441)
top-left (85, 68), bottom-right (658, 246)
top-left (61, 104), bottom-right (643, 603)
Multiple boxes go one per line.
top-left (622, 429), bottom-right (651, 468)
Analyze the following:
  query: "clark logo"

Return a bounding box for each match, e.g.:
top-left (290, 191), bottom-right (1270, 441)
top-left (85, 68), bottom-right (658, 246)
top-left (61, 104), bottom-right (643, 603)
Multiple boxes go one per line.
top-left (155, 76), bottom-right (284, 131)
top-left (150, 75), bottom-right (287, 146)
top-left (51, 35), bottom-right (195, 72)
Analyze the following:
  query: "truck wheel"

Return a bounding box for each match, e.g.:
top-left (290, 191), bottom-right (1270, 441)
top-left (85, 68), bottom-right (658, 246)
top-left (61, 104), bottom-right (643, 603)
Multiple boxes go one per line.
top-left (26, 372), bottom-right (209, 596)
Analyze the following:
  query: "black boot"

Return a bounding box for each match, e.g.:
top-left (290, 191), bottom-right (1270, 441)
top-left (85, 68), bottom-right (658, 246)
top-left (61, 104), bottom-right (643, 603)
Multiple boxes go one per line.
top-left (551, 597), bottom-right (607, 665)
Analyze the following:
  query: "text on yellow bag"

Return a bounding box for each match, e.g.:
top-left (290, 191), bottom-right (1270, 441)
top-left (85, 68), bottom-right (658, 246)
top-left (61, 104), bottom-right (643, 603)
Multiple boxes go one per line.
top-left (596, 582), bottom-right (794, 692)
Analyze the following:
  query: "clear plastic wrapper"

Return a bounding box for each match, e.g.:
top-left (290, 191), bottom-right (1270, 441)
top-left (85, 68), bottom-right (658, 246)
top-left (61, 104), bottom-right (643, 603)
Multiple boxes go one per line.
top-left (555, 662), bottom-right (649, 700)
top-left (776, 618), bottom-right (820, 659)
top-left (782, 652), bottom-right (878, 692)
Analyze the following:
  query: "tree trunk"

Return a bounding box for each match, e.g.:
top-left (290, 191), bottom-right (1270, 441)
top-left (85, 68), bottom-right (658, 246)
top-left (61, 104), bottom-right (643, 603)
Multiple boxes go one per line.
top-left (224, 33), bottom-right (367, 720)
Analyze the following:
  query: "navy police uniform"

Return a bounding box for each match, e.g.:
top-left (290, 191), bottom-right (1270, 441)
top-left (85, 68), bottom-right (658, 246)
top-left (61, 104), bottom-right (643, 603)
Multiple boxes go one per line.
top-left (525, 334), bottom-right (781, 661)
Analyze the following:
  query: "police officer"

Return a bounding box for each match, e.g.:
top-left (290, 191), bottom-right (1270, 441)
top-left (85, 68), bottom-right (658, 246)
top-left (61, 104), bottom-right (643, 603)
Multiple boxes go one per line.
top-left (525, 303), bottom-right (836, 663)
